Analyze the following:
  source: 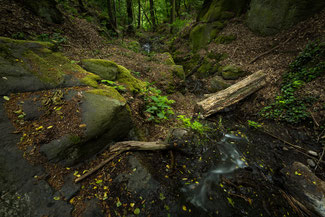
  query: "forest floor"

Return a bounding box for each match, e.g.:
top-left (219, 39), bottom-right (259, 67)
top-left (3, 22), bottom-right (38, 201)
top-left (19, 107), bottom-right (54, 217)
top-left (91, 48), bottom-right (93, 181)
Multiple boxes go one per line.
top-left (1, 1), bottom-right (325, 216)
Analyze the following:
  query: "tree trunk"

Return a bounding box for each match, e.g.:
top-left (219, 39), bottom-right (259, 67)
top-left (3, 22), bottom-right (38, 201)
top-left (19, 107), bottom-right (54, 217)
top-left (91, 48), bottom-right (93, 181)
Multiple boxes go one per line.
top-left (137, 0), bottom-right (141, 28)
top-left (170, 0), bottom-right (176, 33)
top-left (107, 0), bottom-right (118, 33)
top-left (196, 71), bottom-right (266, 118)
top-left (149, 0), bottom-right (156, 30)
top-left (175, 0), bottom-right (180, 18)
top-left (126, 0), bottom-right (134, 34)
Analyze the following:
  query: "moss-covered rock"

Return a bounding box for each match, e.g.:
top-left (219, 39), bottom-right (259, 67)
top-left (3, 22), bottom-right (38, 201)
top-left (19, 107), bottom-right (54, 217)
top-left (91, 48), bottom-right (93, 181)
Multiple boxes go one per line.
top-left (81, 59), bottom-right (119, 81)
top-left (208, 75), bottom-right (232, 92)
top-left (247, 0), bottom-right (325, 35)
top-left (40, 89), bottom-right (132, 165)
top-left (162, 52), bottom-right (176, 65)
top-left (221, 65), bottom-right (246, 80)
top-left (0, 37), bottom-right (88, 95)
top-left (171, 65), bottom-right (185, 79)
top-left (189, 22), bottom-right (224, 51)
top-left (116, 65), bottom-right (146, 92)
top-left (197, 57), bottom-right (219, 78)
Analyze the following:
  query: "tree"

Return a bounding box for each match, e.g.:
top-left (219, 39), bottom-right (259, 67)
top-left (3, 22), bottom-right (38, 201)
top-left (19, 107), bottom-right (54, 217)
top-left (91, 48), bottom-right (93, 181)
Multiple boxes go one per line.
top-left (126, 0), bottom-right (134, 34)
top-left (137, 0), bottom-right (141, 28)
top-left (107, 0), bottom-right (118, 33)
top-left (149, 0), bottom-right (156, 30)
top-left (170, 0), bottom-right (176, 33)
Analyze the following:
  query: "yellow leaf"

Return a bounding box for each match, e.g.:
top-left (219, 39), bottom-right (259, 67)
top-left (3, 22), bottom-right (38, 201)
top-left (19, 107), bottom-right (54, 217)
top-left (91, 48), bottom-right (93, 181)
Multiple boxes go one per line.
top-left (47, 126), bottom-right (53, 129)
top-left (130, 203), bottom-right (135, 207)
top-left (79, 124), bottom-right (87, 128)
top-left (53, 196), bottom-right (60, 200)
top-left (36, 126), bottom-right (43, 131)
top-left (3, 96), bottom-right (9, 101)
top-left (182, 205), bottom-right (187, 211)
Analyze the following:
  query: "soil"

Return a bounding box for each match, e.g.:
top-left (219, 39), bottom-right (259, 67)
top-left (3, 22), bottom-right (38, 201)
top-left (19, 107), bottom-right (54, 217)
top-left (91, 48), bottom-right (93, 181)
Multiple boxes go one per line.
top-left (0, 1), bottom-right (324, 217)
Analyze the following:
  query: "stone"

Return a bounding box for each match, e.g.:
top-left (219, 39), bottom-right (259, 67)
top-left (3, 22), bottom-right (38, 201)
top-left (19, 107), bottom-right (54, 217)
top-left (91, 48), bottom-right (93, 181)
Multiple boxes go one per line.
top-left (208, 75), bottom-right (231, 92)
top-left (22, 99), bottom-right (43, 121)
top-left (171, 65), bottom-right (185, 79)
top-left (40, 89), bottom-right (132, 165)
top-left (162, 52), bottom-right (176, 65)
top-left (221, 65), bottom-right (246, 80)
top-left (308, 150), bottom-right (318, 157)
top-left (81, 59), bottom-right (119, 81)
top-left (282, 147), bottom-right (289, 151)
top-left (0, 37), bottom-right (87, 95)
top-left (82, 199), bottom-right (104, 217)
top-left (171, 128), bottom-right (189, 139)
top-left (307, 159), bottom-right (316, 168)
top-left (247, 0), bottom-right (325, 35)
top-left (281, 162), bottom-right (325, 217)
top-left (197, 57), bottom-right (219, 78)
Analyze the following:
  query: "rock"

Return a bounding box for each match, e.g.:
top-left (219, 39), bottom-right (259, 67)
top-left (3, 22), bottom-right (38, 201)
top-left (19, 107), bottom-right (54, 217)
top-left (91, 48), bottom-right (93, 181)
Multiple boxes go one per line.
top-left (221, 65), bottom-right (246, 80)
top-left (21, 0), bottom-right (63, 24)
top-left (81, 59), bottom-right (119, 81)
top-left (308, 150), bottom-right (318, 157)
top-left (171, 128), bottom-right (189, 139)
top-left (282, 147), bottom-right (289, 151)
top-left (22, 99), bottom-right (43, 121)
top-left (281, 162), bottom-right (325, 217)
top-left (115, 155), bottom-right (159, 197)
top-left (190, 0), bottom-right (249, 51)
top-left (208, 75), bottom-right (231, 92)
top-left (40, 89), bottom-right (132, 165)
top-left (115, 64), bottom-right (146, 93)
top-left (162, 52), bottom-right (176, 65)
top-left (0, 100), bottom-right (73, 217)
top-left (307, 159), bottom-right (316, 168)
top-left (82, 199), bottom-right (104, 217)
top-left (0, 37), bottom-right (89, 95)
top-left (214, 34), bottom-right (237, 44)
top-left (247, 0), bottom-right (325, 35)
top-left (197, 57), bottom-right (220, 78)
top-left (171, 65), bottom-right (185, 79)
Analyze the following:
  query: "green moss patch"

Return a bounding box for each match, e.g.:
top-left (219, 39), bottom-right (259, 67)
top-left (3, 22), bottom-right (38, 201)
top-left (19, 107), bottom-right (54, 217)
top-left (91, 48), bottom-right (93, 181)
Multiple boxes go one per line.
top-left (86, 87), bottom-right (126, 103)
top-left (116, 65), bottom-right (146, 93)
top-left (81, 59), bottom-right (119, 80)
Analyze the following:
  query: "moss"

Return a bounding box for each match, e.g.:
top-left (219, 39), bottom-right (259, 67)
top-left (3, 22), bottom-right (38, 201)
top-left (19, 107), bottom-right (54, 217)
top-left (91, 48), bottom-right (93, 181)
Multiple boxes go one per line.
top-left (69, 135), bottom-right (82, 145)
top-left (190, 22), bottom-right (224, 51)
top-left (171, 65), bottom-right (185, 79)
top-left (163, 52), bottom-right (176, 65)
top-left (0, 36), bottom-right (54, 49)
top-left (81, 73), bottom-right (101, 87)
top-left (116, 65), bottom-right (146, 93)
top-left (197, 58), bottom-right (219, 78)
top-left (86, 87), bottom-right (126, 103)
top-left (127, 41), bottom-right (141, 53)
top-left (221, 65), bottom-right (246, 80)
top-left (81, 59), bottom-right (119, 80)
top-left (215, 34), bottom-right (237, 44)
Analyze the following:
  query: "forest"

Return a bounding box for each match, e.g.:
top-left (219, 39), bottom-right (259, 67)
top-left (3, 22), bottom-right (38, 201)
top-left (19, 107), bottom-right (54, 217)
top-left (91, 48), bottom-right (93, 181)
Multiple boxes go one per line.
top-left (0, 0), bottom-right (325, 216)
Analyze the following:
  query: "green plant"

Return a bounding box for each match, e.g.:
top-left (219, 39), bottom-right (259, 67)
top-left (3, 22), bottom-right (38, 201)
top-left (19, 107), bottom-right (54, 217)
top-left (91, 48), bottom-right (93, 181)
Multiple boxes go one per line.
top-left (101, 80), bottom-right (126, 91)
top-left (177, 115), bottom-right (208, 134)
top-left (143, 87), bottom-right (175, 122)
top-left (12, 32), bottom-right (25, 40)
top-left (261, 41), bottom-right (325, 123)
top-left (247, 120), bottom-right (262, 129)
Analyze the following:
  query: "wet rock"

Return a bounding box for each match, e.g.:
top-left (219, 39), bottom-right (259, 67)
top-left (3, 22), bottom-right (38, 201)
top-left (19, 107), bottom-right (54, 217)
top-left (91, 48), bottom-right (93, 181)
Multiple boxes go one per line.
top-left (307, 159), bottom-right (316, 168)
top-left (308, 150), bottom-right (318, 157)
top-left (171, 128), bottom-right (189, 139)
top-left (281, 162), bottom-right (325, 217)
top-left (82, 199), bottom-right (104, 217)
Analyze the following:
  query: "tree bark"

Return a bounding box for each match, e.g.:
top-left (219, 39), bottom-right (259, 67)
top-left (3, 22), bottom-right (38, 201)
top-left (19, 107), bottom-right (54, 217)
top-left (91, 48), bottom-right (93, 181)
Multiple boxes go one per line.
top-left (126, 0), bottom-right (134, 34)
top-left (170, 0), bottom-right (176, 33)
top-left (196, 71), bottom-right (266, 118)
top-left (107, 0), bottom-right (118, 33)
top-left (137, 0), bottom-right (141, 28)
top-left (149, 0), bottom-right (156, 30)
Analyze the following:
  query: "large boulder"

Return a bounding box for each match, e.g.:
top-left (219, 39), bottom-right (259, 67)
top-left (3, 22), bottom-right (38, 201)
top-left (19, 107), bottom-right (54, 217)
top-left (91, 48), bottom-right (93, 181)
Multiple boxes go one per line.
top-left (19, 0), bottom-right (63, 24)
top-left (0, 37), bottom-right (94, 95)
top-left (40, 88), bottom-right (132, 165)
top-left (247, 0), bottom-right (325, 35)
top-left (190, 0), bottom-right (249, 51)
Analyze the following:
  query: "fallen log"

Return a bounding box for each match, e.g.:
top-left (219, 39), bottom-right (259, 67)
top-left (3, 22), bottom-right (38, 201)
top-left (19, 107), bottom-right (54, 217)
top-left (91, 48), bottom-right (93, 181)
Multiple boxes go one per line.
top-left (75, 141), bottom-right (170, 183)
top-left (196, 70), bottom-right (266, 118)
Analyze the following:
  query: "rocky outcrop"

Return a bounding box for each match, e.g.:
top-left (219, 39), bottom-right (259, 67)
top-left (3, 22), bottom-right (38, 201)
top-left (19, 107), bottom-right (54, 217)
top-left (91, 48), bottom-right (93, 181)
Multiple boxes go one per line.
top-left (247, 0), bottom-right (325, 35)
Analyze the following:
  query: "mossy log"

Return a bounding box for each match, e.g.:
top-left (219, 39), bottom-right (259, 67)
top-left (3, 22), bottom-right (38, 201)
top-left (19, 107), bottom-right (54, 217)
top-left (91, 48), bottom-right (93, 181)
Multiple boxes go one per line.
top-left (196, 70), bottom-right (266, 118)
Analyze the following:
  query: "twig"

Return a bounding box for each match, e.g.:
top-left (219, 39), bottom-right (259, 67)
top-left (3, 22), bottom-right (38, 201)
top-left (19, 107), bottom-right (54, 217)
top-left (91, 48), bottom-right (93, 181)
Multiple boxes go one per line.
top-left (249, 37), bottom-right (291, 64)
top-left (315, 147), bottom-right (325, 171)
top-left (280, 190), bottom-right (305, 217)
top-left (317, 129), bottom-right (325, 142)
top-left (75, 151), bottom-right (122, 183)
top-left (231, 47), bottom-right (238, 58)
top-left (260, 129), bottom-right (304, 151)
top-left (308, 109), bottom-right (319, 127)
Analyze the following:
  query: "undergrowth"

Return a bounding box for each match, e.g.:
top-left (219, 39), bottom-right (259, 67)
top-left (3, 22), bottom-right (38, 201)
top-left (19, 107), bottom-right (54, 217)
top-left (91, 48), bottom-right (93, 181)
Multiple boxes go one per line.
top-left (261, 40), bottom-right (325, 123)
top-left (177, 115), bottom-right (209, 134)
